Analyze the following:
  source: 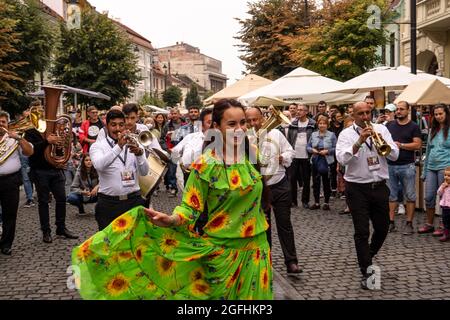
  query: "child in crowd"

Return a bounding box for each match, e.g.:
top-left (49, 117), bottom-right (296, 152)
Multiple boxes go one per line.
top-left (437, 166), bottom-right (450, 242)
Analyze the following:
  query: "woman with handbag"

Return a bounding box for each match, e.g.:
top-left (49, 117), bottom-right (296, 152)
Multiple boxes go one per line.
top-left (307, 115), bottom-right (337, 210)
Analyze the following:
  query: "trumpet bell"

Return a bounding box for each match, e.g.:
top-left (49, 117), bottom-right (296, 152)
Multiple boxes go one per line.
top-left (138, 131), bottom-right (153, 147)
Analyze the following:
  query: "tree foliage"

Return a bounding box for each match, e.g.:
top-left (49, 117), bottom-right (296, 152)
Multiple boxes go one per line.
top-left (139, 91), bottom-right (164, 108)
top-left (163, 86), bottom-right (182, 107)
top-left (51, 10), bottom-right (141, 108)
top-left (283, 0), bottom-right (391, 81)
top-left (185, 83), bottom-right (202, 107)
top-left (1, 0), bottom-right (55, 115)
top-left (235, 0), bottom-right (309, 80)
top-left (0, 0), bottom-right (24, 100)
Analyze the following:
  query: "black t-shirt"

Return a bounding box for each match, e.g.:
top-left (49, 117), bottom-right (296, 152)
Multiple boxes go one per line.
top-left (386, 120), bottom-right (421, 165)
top-left (24, 129), bottom-right (54, 170)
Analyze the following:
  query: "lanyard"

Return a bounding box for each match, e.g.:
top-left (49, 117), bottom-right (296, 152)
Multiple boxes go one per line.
top-left (353, 125), bottom-right (373, 151)
top-left (106, 136), bottom-right (128, 165)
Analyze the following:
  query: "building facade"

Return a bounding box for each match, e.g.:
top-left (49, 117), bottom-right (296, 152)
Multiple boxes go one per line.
top-left (157, 42), bottom-right (227, 94)
top-left (400, 0), bottom-right (450, 77)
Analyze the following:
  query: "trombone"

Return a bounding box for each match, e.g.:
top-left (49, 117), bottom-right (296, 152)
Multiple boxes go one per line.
top-left (364, 121), bottom-right (392, 157)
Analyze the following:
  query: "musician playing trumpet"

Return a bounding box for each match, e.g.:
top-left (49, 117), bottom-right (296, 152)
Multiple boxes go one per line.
top-left (336, 101), bottom-right (399, 290)
top-left (0, 111), bottom-right (33, 255)
top-left (89, 110), bottom-right (148, 231)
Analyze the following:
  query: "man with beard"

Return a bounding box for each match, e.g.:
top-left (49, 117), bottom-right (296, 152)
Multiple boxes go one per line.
top-left (385, 101), bottom-right (422, 234)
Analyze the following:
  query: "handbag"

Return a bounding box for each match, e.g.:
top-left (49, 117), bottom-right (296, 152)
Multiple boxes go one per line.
top-left (312, 155), bottom-right (329, 175)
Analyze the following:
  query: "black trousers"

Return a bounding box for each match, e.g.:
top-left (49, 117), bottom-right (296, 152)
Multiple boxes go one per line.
top-left (345, 181), bottom-right (390, 276)
top-left (329, 161), bottom-right (338, 191)
top-left (312, 166), bottom-right (331, 204)
top-left (288, 158), bottom-right (311, 206)
top-left (0, 171), bottom-right (21, 250)
top-left (30, 168), bottom-right (67, 234)
top-left (264, 176), bottom-right (298, 266)
top-left (95, 193), bottom-right (145, 231)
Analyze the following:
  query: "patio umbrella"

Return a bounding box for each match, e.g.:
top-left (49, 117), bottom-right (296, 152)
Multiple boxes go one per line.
top-left (250, 96), bottom-right (289, 107)
top-left (325, 65), bottom-right (450, 94)
top-left (394, 79), bottom-right (450, 105)
top-left (204, 74), bottom-right (272, 105)
top-left (28, 85), bottom-right (111, 100)
top-left (239, 67), bottom-right (364, 106)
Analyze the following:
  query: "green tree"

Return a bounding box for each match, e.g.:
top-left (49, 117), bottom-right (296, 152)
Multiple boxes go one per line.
top-left (163, 86), bottom-right (182, 107)
top-left (235, 0), bottom-right (309, 80)
top-left (185, 83), bottom-right (202, 107)
top-left (1, 0), bottom-right (55, 115)
top-left (51, 10), bottom-right (141, 108)
top-left (139, 91), bottom-right (164, 108)
top-left (0, 1), bottom-right (24, 101)
top-left (284, 0), bottom-right (391, 81)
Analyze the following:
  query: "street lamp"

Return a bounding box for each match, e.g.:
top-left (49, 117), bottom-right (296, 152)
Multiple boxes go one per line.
top-left (163, 64), bottom-right (168, 92)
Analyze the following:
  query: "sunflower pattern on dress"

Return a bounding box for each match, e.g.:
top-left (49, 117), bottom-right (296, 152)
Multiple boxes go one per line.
top-left (72, 149), bottom-right (272, 300)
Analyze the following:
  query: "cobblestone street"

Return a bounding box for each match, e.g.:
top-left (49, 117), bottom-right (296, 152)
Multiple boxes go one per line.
top-left (1, 188), bottom-right (450, 300)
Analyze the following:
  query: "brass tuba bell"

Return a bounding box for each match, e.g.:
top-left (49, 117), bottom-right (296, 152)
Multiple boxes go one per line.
top-left (257, 107), bottom-right (291, 137)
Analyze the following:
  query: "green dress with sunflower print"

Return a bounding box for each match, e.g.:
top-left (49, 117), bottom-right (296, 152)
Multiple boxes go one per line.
top-left (72, 149), bottom-right (273, 300)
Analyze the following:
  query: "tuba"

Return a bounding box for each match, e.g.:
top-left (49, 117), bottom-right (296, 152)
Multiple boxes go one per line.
top-left (42, 86), bottom-right (73, 168)
top-left (0, 106), bottom-right (47, 165)
top-left (364, 121), bottom-right (391, 157)
top-left (257, 107), bottom-right (291, 138)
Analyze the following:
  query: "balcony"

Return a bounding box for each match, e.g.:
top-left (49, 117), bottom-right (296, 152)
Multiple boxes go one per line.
top-left (417, 0), bottom-right (450, 31)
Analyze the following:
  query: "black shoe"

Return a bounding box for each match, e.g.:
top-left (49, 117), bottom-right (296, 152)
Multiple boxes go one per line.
top-left (309, 203), bottom-right (320, 210)
top-left (322, 203), bottom-right (330, 210)
top-left (1, 248), bottom-right (12, 255)
top-left (56, 228), bottom-right (79, 239)
top-left (339, 209), bottom-right (351, 215)
top-left (286, 263), bottom-right (303, 274)
top-left (43, 232), bottom-right (53, 243)
top-left (291, 203), bottom-right (298, 208)
top-left (360, 276), bottom-right (370, 290)
top-left (302, 203), bottom-right (309, 209)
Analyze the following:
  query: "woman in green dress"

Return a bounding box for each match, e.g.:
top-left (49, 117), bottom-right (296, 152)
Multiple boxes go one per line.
top-left (72, 99), bottom-right (273, 300)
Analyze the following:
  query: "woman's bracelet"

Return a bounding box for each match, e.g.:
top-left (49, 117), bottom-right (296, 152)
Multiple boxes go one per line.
top-left (170, 214), bottom-right (179, 227)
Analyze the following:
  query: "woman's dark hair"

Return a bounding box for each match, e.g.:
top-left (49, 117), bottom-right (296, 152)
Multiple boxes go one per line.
top-left (79, 154), bottom-right (98, 182)
top-left (154, 113), bottom-right (166, 131)
top-left (201, 98), bottom-right (270, 208)
top-left (430, 104), bottom-right (450, 141)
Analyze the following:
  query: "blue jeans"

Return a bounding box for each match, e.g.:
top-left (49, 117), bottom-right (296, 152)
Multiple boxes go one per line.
top-left (424, 169), bottom-right (445, 209)
top-left (67, 192), bottom-right (98, 213)
top-left (164, 161), bottom-right (178, 191)
top-left (388, 163), bottom-right (416, 202)
top-left (19, 153), bottom-right (33, 201)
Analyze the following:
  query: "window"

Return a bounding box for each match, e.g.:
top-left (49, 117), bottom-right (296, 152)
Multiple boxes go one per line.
top-left (390, 33), bottom-right (395, 67)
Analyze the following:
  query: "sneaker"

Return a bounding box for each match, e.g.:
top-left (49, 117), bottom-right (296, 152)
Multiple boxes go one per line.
top-left (432, 226), bottom-right (444, 237)
top-left (389, 222), bottom-right (397, 233)
top-left (168, 188), bottom-right (177, 197)
top-left (322, 203), bottom-right (330, 210)
top-left (340, 195), bottom-right (346, 200)
top-left (439, 229), bottom-right (450, 242)
top-left (418, 224), bottom-right (435, 234)
top-left (309, 203), bottom-right (320, 210)
top-left (23, 199), bottom-right (36, 208)
top-left (403, 222), bottom-right (414, 235)
top-left (397, 204), bottom-right (406, 215)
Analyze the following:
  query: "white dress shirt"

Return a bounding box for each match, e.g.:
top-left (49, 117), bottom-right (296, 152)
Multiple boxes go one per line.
top-left (90, 133), bottom-right (149, 196)
top-left (260, 129), bottom-right (295, 186)
top-left (171, 131), bottom-right (204, 168)
top-left (0, 137), bottom-right (21, 175)
top-left (336, 123), bottom-right (399, 183)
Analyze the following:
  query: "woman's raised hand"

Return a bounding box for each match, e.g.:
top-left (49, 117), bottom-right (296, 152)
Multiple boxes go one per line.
top-left (144, 208), bottom-right (177, 228)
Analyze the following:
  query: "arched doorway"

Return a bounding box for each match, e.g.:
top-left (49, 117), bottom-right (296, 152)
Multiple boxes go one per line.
top-left (417, 50), bottom-right (439, 75)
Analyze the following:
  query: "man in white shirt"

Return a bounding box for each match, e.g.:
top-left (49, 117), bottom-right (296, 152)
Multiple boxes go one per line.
top-left (90, 110), bottom-right (149, 230)
top-left (171, 108), bottom-right (212, 186)
top-left (246, 107), bottom-right (301, 274)
top-left (336, 101), bottom-right (399, 290)
top-left (0, 111), bottom-right (34, 255)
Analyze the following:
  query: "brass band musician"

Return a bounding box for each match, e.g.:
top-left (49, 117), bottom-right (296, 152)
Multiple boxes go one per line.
top-left (336, 101), bottom-right (399, 290)
top-left (0, 111), bottom-right (34, 255)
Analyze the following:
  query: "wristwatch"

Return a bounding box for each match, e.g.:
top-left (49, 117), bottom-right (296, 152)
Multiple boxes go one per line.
top-left (400, 143), bottom-right (404, 149)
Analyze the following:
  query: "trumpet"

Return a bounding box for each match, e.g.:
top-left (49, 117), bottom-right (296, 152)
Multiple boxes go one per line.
top-left (364, 121), bottom-right (391, 157)
top-left (123, 131), bottom-right (153, 148)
